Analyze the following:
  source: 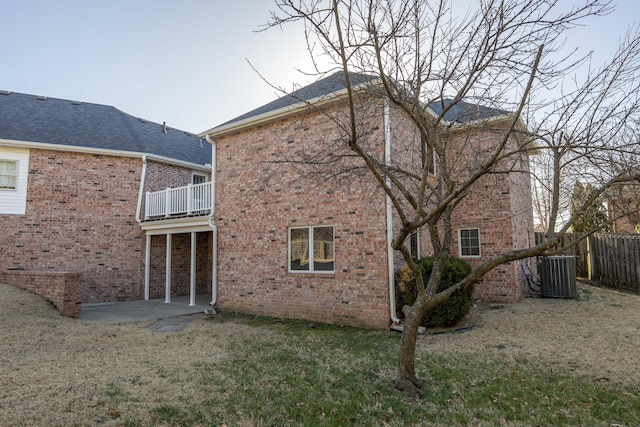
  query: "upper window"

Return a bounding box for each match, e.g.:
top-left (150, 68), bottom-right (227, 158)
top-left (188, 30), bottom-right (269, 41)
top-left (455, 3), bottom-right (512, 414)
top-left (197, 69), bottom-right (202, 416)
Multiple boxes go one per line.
top-left (0, 160), bottom-right (18, 190)
top-left (289, 226), bottom-right (334, 273)
top-left (0, 149), bottom-right (29, 215)
top-left (459, 228), bottom-right (481, 257)
top-left (192, 173), bottom-right (207, 184)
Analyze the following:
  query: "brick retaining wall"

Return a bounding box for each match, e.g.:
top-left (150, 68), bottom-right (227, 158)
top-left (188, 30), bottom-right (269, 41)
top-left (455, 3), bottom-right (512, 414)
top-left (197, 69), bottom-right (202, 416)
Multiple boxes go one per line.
top-left (0, 270), bottom-right (82, 318)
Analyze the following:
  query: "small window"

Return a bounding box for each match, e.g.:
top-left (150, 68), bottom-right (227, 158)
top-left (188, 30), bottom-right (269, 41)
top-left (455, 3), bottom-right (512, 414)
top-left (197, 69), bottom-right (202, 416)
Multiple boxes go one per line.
top-left (459, 228), bottom-right (481, 257)
top-left (0, 160), bottom-right (18, 190)
top-left (192, 173), bottom-right (207, 184)
top-left (409, 230), bottom-right (419, 260)
top-left (289, 226), bottom-right (334, 273)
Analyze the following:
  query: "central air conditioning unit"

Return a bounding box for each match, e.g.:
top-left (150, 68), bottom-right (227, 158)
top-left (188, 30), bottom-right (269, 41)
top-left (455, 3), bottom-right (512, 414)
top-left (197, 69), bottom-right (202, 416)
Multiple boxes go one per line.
top-left (540, 256), bottom-right (577, 298)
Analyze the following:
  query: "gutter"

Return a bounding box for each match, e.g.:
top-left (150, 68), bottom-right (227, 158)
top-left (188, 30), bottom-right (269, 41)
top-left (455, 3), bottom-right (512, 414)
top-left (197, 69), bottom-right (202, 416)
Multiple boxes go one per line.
top-left (204, 134), bottom-right (218, 307)
top-left (384, 99), bottom-right (402, 325)
top-left (0, 139), bottom-right (210, 172)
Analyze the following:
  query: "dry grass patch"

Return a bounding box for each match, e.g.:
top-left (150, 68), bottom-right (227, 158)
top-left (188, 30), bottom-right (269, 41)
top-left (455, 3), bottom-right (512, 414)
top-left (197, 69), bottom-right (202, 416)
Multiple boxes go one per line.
top-left (1, 282), bottom-right (639, 426)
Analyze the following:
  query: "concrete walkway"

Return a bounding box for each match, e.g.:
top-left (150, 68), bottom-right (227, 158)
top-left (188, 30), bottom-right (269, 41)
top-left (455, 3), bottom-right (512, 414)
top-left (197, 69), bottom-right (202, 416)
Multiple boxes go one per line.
top-left (81, 294), bottom-right (212, 332)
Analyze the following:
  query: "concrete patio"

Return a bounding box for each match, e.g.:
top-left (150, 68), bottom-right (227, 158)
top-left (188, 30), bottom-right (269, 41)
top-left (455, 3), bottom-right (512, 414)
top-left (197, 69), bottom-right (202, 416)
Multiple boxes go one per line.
top-left (81, 294), bottom-right (212, 324)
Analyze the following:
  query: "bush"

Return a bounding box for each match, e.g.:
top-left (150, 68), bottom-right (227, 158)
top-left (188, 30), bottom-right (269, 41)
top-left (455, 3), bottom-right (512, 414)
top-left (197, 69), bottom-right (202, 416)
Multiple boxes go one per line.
top-left (395, 256), bottom-right (474, 327)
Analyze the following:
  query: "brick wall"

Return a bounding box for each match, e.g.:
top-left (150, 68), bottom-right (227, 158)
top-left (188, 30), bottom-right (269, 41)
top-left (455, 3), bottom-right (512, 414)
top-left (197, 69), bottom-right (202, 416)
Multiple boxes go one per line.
top-left (447, 127), bottom-right (535, 302)
top-left (0, 270), bottom-right (82, 318)
top-left (0, 149), bottom-right (145, 302)
top-left (214, 103), bottom-right (391, 329)
top-left (212, 96), bottom-right (536, 327)
top-left (147, 232), bottom-right (212, 299)
top-left (385, 105), bottom-right (535, 303)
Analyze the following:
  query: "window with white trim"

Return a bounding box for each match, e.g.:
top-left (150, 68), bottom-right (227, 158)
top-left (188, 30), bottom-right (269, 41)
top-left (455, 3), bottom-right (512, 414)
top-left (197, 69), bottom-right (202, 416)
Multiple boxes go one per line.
top-left (192, 173), bottom-right (207, 184)
top-left (0, 148), bottom-right (29, 215)
top-left (0, 160), bottom-right (18, 190)
top-left (458, 228), bottom-right (481, 257)
top-left (289, 226), bottom-right (334, 273)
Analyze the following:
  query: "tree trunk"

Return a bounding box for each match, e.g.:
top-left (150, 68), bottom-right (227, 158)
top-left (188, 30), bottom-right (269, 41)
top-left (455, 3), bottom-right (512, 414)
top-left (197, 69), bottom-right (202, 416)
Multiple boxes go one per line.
top-left (393, 298), bottom-right (428, 397)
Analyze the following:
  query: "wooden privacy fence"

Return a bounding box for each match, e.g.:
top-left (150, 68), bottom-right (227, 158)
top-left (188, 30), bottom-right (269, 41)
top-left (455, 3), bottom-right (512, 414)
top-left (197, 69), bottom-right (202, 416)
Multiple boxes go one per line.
top-left (535, 232), bottom-right (640, 294)
top-left (590, 234), bottom-right (640, 293)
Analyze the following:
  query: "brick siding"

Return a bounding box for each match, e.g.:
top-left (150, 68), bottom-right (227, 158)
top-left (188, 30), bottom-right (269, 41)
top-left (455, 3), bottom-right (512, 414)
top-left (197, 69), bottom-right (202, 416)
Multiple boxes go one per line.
top-left (147, 232), bottom-right (212, 299)
top-left (214, 105), bottom-right (391, 329)
top-left (0, 270), bottom-right (82, 318)
top-left (0, 149), bottom-right (145, 302)
top-left (212, 97), bottom-right (536, 327)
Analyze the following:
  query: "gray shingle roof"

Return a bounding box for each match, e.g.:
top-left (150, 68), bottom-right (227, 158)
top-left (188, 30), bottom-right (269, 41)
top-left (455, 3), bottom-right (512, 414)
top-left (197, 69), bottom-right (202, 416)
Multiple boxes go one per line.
top-left (214, 71), bottom-right (510, 131)
top-left (427, 99), bottom-right (510, 124)
top-left (218, 71), bottom-right (379, 128)
top-left (0, 91), bottom-right (211, 166)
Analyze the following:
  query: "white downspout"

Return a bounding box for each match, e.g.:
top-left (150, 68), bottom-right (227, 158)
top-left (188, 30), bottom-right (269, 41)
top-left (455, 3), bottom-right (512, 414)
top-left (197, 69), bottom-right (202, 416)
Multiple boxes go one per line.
top-left (135, 156), bottom-right (151, 301)
top-left (135, 155), bottom-right (147, 223)
top-left (204, 134), bottom-right (218, 307)
top-left (385, 100), bottom-right (402, 324)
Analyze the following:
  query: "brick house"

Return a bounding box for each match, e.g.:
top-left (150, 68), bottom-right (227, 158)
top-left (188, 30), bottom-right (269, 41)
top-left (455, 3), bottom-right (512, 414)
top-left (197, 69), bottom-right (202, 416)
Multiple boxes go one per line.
top-left (0, 91), bottom-right (215, 316)
top-left (1, 71), bottom-right (535, 328)
top-left (200, 72), bottom-right (536, 329)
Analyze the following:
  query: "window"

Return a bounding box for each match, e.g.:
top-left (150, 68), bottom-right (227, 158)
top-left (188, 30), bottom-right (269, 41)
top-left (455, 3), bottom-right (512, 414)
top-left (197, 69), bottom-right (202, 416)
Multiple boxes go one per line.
top-left (459, 228), bottom-right (481, 257)
top-left (409, 230), bottom-right (419, 260)
top-left (0, 149), bottom-right (28, 214)
top-left (289, 226), bottom-right (334, 273)
top-left (192, 173), bottom-right (207, 184)
top-left (0, 160), bottom-right (18, 190)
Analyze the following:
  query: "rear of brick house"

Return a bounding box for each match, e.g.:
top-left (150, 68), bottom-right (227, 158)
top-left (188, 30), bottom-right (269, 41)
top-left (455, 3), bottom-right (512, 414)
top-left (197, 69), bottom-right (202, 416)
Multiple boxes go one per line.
top-left (1, 72), bottom-right (535, 327)
top-left (0, 92), bottom-right (214, 312)
top-left (201, 72), bottom-right (536, 328)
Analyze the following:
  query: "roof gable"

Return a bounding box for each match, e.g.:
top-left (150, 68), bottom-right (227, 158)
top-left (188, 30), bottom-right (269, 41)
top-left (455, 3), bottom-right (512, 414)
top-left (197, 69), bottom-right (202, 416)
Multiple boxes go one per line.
top-left (0, 91), bottom-right (211, 166)
top-left (212, 72), bottom-right (378, 131)
top-left (205, 72), bottom-right (511, 137)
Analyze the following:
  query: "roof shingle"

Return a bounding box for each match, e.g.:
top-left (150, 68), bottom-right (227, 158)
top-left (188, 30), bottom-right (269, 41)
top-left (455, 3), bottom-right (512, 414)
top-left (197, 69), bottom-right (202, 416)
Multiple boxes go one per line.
top-left (0, 91), bottom-right (211, 166)
top-left (213, 71), bottom-right (510, 132)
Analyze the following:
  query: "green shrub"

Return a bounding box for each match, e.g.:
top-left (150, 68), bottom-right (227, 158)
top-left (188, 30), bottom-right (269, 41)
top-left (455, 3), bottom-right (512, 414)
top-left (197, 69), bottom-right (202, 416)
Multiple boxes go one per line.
top-left (395, 256), bottom-right (473, 327)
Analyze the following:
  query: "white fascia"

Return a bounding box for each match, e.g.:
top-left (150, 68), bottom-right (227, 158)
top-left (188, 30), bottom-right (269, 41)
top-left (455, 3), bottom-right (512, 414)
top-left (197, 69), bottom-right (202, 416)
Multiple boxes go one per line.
top-left (0, 138), bottom-right (210, 172)
top-left (200, 79), bottom-right (381, 138)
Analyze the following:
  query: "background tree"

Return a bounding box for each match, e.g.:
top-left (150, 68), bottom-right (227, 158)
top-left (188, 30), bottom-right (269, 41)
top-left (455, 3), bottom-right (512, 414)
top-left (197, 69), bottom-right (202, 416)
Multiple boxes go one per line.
top-left (570, 181), bottom-right (610, 232)
top-left (267, 0), bottom-right (640, 396)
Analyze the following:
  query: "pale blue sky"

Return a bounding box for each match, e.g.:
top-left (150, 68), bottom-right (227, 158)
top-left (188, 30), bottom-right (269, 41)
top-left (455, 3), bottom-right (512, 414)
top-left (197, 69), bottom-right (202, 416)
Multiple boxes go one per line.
top-left (1, 1), bottom-right (638, 133)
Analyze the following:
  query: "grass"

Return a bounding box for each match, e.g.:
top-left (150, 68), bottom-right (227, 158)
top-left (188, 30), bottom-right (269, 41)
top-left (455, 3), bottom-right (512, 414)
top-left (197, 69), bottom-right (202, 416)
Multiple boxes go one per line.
top-left (102, 312), bottom-right (639, 427)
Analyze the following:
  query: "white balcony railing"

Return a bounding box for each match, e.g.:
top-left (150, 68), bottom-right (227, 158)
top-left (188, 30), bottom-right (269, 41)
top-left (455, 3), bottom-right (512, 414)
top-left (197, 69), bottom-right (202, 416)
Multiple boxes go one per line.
top-left (145, 182), bottom-right (212, 220)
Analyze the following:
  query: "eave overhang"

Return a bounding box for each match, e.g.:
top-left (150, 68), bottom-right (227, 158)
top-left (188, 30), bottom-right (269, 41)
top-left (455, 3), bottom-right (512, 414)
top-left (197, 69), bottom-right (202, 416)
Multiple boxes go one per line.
top-left (0, 138), bottom-right (211, 171)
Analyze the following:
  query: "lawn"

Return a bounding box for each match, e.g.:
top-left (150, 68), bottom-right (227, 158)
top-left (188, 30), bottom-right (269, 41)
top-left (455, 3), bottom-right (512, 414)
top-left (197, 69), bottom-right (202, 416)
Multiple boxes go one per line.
top-left (0, 283), bottom-right (638, 426)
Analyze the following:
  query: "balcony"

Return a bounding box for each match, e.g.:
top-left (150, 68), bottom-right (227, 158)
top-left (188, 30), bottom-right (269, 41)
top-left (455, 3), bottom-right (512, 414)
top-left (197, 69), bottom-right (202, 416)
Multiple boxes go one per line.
top-left (144, 182), bottom-right (212, 220)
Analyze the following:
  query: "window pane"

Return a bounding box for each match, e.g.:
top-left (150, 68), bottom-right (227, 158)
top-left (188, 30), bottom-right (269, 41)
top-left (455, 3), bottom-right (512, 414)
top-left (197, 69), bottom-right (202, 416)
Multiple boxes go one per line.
top-left (0, 160), bottom-right (17, 175)
top-left (410, 231), bottom-right (418, 260)
top-left (313, 226), bottom-right (334, 271)
top-left (290, 228), bottom-right (309, 271)
top-left (0, 176), bottom-right (16, 189)
top-left (0, 161), bottom-right (17, 190)
top-left (192, 174), bottom-right (207, 184)
top-left (460, 229), bottom-right (480, 257)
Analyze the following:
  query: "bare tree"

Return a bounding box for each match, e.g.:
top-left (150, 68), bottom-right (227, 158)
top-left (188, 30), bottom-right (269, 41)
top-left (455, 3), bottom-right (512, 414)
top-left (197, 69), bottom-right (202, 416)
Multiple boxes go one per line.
top-left (267, 0), bottom-right (640, 396)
